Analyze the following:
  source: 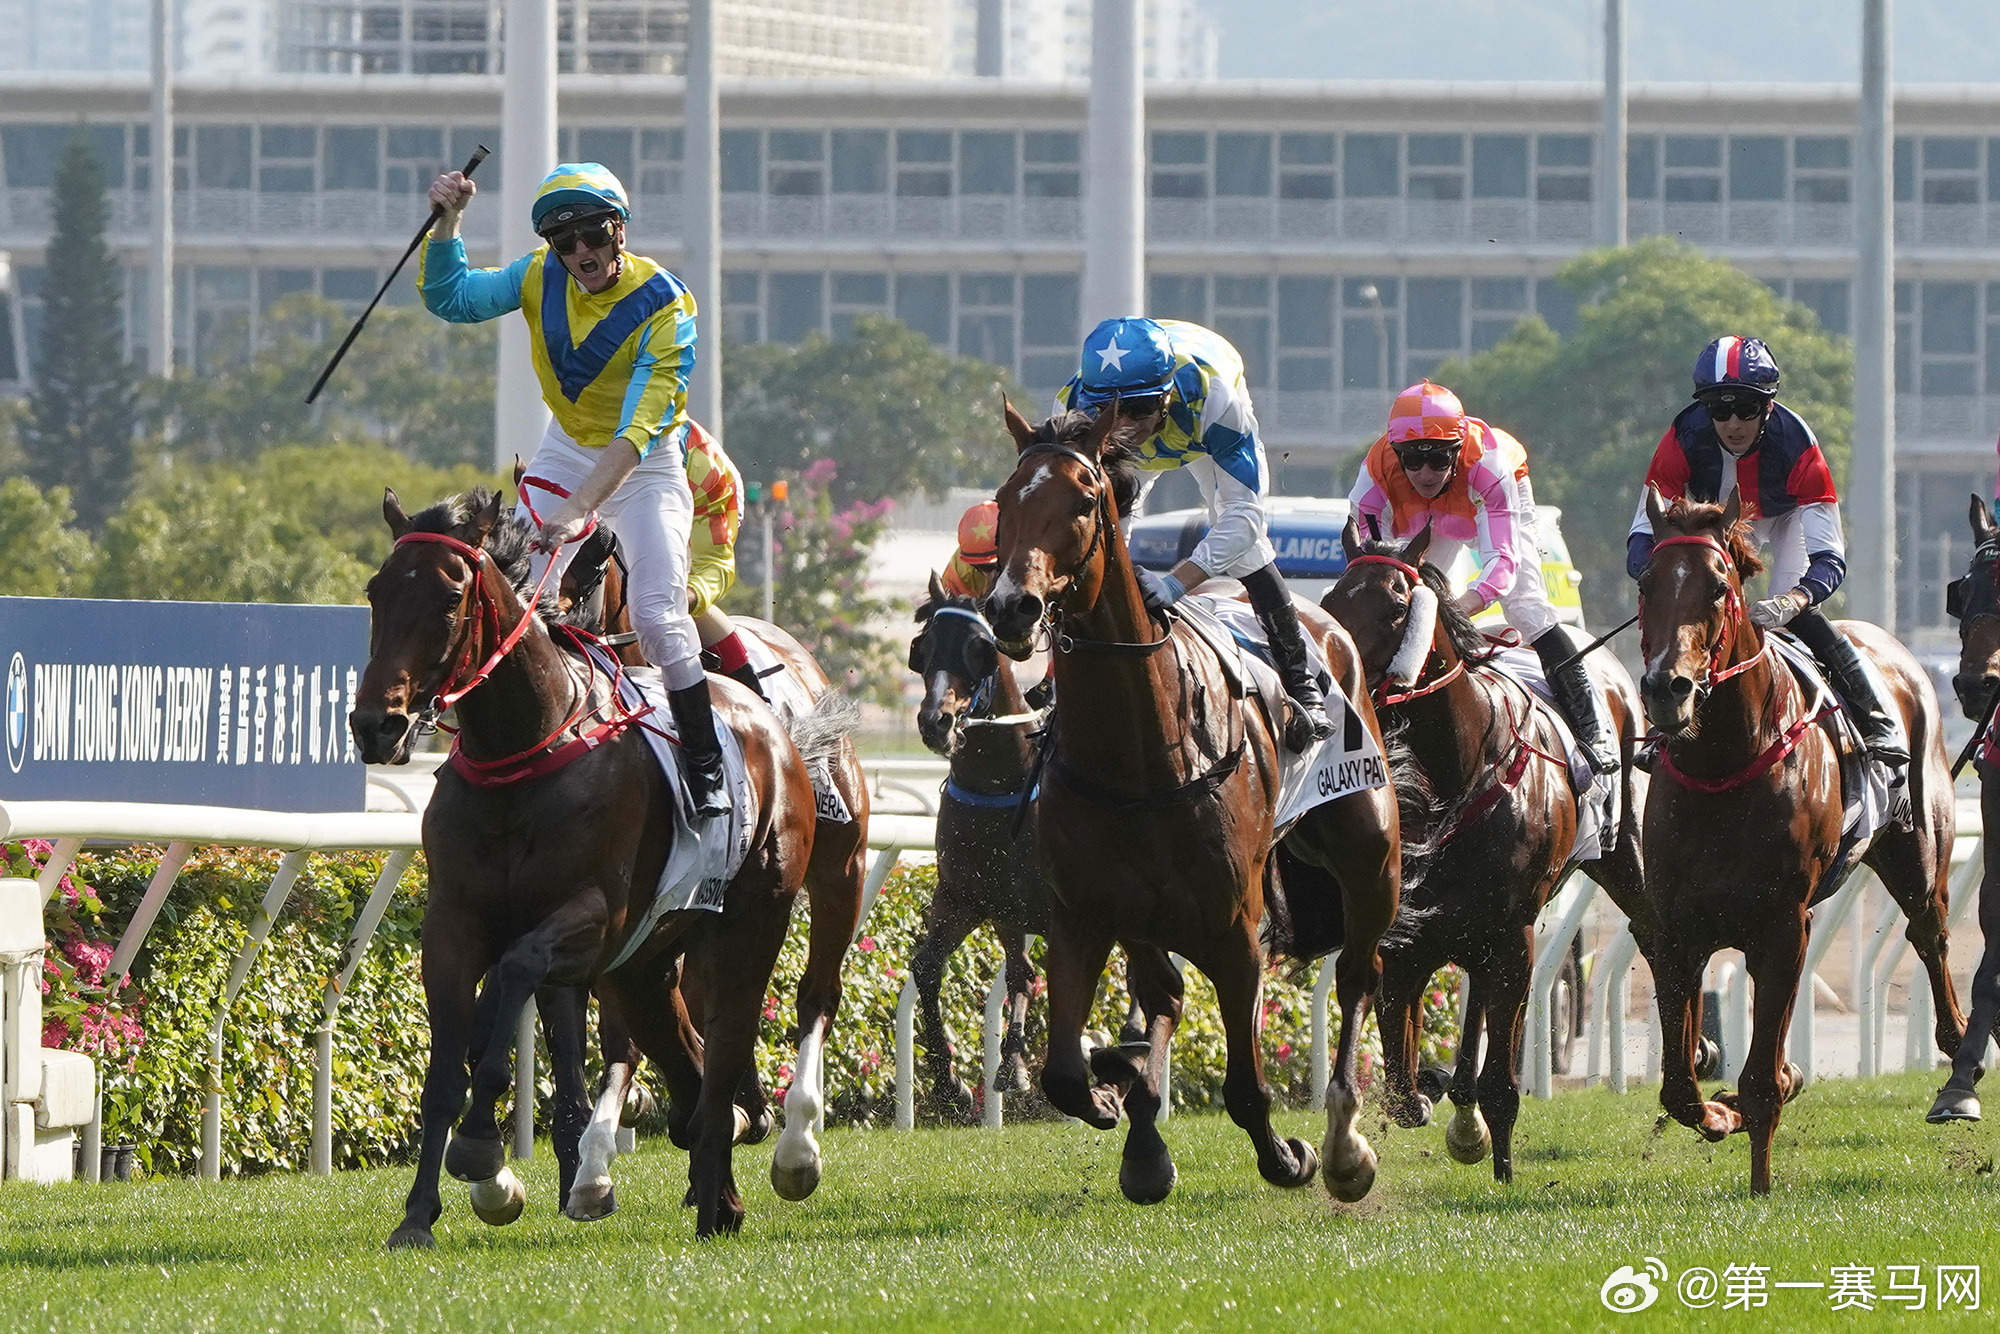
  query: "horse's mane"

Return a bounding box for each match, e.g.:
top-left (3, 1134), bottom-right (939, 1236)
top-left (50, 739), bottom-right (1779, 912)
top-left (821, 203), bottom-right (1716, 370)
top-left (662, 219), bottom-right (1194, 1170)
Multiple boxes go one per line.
top-left (406, 488), bottom-right (564, 620)
top-left (1656, 497), bottom-right (1765, 581)
top-left (1353, 537), bottom-right (1496, 666)
top-left (1026, 409), bottom-right (1144, 518)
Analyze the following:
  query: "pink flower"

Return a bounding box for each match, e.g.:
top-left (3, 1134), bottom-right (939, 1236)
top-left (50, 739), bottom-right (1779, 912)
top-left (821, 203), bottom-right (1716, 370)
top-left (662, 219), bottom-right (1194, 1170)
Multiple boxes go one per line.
top-left (1275, 1042), bottom-right (1293, 1062)
top-left (859, 936), bottom-right (876, 953)
top-left (762, 998), bottom-right (780, 1021)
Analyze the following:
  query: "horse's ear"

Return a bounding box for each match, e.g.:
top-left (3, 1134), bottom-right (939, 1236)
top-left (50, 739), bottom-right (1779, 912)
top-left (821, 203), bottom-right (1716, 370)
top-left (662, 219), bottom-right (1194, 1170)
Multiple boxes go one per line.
top-left (1644, 483), bottom-right (1669, 535)
top-left (928, 569), bottom-right (946, 606)
top-left (1405, 517), bottom-right (1435, 568)
top-left (1001, 396), bottom-right (1037, 453)
top-left (1972, 493), bottom-right (1997, 543)
top-left (1084, 397), bottom-right (1121, 458)
top-left (1341, 515), bottom-right (1363, 561)
top-left (1721, 487), bottom-right (1743, 531)
top-left (383, 488), bottom-right (411, 538)
top-left (469, 490), bottom-right (504, 546)
top-left (511, 454), bottom-right (527, 493)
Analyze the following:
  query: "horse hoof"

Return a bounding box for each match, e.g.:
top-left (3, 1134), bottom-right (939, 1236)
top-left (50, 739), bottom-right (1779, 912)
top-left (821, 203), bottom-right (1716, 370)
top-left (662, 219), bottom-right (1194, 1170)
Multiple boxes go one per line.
top-left (1780, 1062), bottom-right (1807, 1104)
top-left (1119, 1144), bottom-right (1177, 1204)
top-left (1391, 1093), bottom-right (1433, 1130)
top-left (1272, 1136), bottom-right (1319, 1189)
top-left (621, 1083), bottom-right (657, 1128)
top-left (1322, 1137), bottom-right (1378, 1203)
top-left (771, 1151), bottom-right (823, 1202)
top-left (1698, 1103), bottom-right (1736, 1142)
top-left (1928, 1087), bottom-right (1982, 1123)
top-left (444, 1133), bottom-right (506, 1184)
top-left (1415, 1064), bottom-right (1452, 1105)
top-left (468, 1168), bottom-right (526, 1226)
top-left (1445, 1104), bottom-right (1491, 1166)
top-left (386, 1222), bottom-right (435, 1250)
top-left (564, 1178), bottom-right (617, 1222)
top-left (738, 1106), bottom-right (775, 1146)
top-left (731, 1106), bottom-right (753, 1145)
top-left (1090, 1044), bottom-right (1144, 1092)
top-left (1694, 1036), bottom-right (1723, 1081)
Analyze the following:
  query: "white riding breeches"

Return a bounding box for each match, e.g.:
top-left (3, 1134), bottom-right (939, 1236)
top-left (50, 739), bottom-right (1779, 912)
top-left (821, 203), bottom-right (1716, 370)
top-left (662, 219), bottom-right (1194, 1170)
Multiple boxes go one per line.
top-left (521, 419), bottom-right (705, 691)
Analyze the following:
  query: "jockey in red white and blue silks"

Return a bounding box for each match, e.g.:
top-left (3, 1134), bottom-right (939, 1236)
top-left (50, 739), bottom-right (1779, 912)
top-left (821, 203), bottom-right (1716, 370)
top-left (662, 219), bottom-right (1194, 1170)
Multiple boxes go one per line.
top-left (1350, 379), bottom-right (1619, 774)
top-left (1052, 316), bottom-right (1331, 749)
top-left (417, 160), bottom-right (730, 814)
top-left (1627, 334), bottom-right (1907, 765)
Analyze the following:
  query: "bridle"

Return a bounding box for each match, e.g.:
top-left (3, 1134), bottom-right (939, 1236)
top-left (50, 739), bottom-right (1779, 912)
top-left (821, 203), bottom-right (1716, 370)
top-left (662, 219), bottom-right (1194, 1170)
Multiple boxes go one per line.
top-left (1008, 442), bottom-right (1169, 657)
top-left (1342, 552), bottom-right (1466, 706)
top-left (919, 602), bottom-right (1046, 755)
top-left (1641, 533), bottom-right (1768, 701)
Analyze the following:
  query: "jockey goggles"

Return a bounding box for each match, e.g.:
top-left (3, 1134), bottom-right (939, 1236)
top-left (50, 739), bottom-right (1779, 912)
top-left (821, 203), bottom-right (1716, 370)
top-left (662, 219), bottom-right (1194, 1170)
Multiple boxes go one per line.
top-left (1700, 391), bottom-right (1769, 421)
top-left (1395, 442), bottom-right (1459, 473)
top-left (541, 213), bottom-right (619, 254)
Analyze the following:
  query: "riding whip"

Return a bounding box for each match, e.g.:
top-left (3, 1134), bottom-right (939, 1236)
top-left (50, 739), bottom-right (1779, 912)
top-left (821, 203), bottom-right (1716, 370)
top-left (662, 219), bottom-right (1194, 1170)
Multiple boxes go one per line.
top-left (305, 145), bottom-right (489, 404)
top-left (1549, 612), bottom-right (1640, 676)
top-left (1950, 682), bottom-right (2000, 781)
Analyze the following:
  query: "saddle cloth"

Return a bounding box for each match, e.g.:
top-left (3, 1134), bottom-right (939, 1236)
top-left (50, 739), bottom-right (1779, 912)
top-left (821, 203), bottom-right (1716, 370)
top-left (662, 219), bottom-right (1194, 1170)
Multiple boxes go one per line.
top-left (736, 631), bottom-right (853, 824)
top-left (1176, 594), bottom-right (1389, 837)
top-left (1766, 632), bottom-right (1907, 887)
top-left (1486, 644), bottom-right (1619, 867)
top-left (585, 643), bottom-right (759, 970)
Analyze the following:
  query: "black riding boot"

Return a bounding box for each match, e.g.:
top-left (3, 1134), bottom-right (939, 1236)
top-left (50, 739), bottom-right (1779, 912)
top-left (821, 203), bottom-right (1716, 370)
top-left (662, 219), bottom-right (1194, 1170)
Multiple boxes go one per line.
top-left (1791, 608), bottom-right (1910, 766)
top-left (1532, 629), bottom-right (1620, 775)
top-left (1242, 565), bottom-right (1332, 752)
top-left (667, 678), bottom-right (732, 817)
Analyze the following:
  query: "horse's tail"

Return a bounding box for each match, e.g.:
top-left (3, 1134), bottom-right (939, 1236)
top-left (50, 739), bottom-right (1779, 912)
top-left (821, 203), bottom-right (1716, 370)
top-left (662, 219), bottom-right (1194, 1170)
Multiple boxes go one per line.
top-left (1378, 714), bottom-right (1449, 951)
top-left (781, 688), bottom-right (860, 774)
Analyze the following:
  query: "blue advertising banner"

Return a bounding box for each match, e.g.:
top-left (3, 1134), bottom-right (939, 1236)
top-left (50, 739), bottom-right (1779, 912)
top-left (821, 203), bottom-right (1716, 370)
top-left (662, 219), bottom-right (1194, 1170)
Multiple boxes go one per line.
top-left (0, 597), bottom-right (370, 812)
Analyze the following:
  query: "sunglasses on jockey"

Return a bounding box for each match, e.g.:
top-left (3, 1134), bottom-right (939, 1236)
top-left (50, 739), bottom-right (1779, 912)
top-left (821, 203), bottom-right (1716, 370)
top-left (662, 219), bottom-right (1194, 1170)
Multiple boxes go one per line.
top-left (541, 214), bottom-right (620, 255)
top-left (1699, 390), bottom-right (1771, 422)
top-left (1394, 441), bottom-right (1460, 474)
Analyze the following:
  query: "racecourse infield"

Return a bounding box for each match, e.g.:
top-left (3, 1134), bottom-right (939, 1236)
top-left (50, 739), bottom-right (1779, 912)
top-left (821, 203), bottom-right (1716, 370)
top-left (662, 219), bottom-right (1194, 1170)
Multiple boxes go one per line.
top-left (4, 1071), bottom-right (1997, 1333)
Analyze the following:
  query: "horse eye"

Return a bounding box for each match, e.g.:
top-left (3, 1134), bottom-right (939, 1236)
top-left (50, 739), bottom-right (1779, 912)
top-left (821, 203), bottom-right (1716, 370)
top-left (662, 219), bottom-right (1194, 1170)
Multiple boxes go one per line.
top-left (1075, 492), bottom-right (1096, 517)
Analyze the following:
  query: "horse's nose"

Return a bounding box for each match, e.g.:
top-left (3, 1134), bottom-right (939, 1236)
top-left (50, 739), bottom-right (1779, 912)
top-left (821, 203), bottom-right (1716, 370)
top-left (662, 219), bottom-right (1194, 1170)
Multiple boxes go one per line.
top-left (988, 591), bottom-right (1042, 643)
top-left (1954, 672), bottom-right (1999, 720)
top-left (348, 708), bottom-right (411, 765)
top-left (1668, 675), bottom-right (1695, 702)
top-left (917, 706), bottom-right (956, 757)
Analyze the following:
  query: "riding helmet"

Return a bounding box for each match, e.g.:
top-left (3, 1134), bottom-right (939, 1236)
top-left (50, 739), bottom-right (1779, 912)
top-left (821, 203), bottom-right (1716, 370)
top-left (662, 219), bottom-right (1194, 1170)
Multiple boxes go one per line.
top-left (532, 162), bottom-right (631, 234)
top-left (1693, 336), bottom-right (1781, 398)
top-left (1073, 317), bottom-right (1176, 407)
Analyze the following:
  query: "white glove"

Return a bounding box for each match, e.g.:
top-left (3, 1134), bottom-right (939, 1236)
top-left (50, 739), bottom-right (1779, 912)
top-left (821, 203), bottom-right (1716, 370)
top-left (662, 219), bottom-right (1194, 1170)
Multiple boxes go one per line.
top-left (1750, 588), bottom-right (1810, 628)
top-left (531, 498), bottom-right (595, 553)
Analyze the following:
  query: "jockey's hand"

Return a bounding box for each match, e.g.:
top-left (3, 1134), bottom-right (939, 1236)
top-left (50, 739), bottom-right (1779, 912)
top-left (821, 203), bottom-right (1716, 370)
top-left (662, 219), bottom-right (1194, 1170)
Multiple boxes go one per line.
top-left (1750, 587), bottom-right (1811, 628)
top-left (428, 171), bottom-right (476, 217)
top-left (1454, 590), bottom-right (1486, 617)
top-left (1135, 567), bottom-right (1185, 619)
top-left (531, 501), bottom-right (594, 554)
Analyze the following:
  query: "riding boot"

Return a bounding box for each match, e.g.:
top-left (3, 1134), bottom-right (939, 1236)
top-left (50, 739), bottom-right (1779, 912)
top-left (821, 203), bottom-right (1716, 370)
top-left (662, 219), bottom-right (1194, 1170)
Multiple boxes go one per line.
top-left (667, 678), bottom-right (733, 818)
top-left (1791, 608), bottom-right (1910, 766)
top-left (724, 662), bottom-right (768, 701)
top-left (1532, 629), bottom-right (1620, 776)
top-left (1241, 565), bottom-right (1332, 753)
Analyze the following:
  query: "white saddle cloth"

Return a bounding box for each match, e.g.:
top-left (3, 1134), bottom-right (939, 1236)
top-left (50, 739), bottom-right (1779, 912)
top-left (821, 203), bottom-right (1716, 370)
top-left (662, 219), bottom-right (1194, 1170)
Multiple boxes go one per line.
top-left (1766, 632), bottom-right (1902, 857)
top-left (738, 630), bottom-right (853, 824)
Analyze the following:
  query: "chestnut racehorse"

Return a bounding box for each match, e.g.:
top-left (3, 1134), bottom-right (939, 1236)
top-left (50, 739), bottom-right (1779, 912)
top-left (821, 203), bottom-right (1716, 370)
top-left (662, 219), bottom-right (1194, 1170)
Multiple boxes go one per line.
top-left (351, 489), bottom-right (827, 1243)
top-left (1325, 520), bottom-right (1657, 1183)
top-left (1931, 494), bottom-right (2000, 1123)
top-left (983, 405), bottom-right (1403, 1204)
top-left (1637, 488), bottom-right (1964, 1193)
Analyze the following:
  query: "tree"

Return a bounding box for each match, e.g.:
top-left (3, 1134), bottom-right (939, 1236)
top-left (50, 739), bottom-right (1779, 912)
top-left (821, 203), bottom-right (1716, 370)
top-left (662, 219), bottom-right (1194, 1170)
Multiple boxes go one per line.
top-left (1428, 238), bottom-right (1853, 629)
top-left (721, 315), bottom-right (1020, 507)
top-left (19, 129), bottom-right (137, 533)
top-left (0, 479), bottom-right (97, 595)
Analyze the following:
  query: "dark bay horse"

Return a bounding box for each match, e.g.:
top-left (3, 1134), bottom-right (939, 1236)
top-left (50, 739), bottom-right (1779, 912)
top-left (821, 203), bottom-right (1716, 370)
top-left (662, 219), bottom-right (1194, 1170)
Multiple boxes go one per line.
top-left (1931, 494), bottom-right (2000, 1122)
top-left (1325, 521), bottom-right (1655, 1183)
top-left (1638, 488), bottom-right (1964, 1192)
top-left (351, 488), bottom-right (826, 1243)
top-left (561, 521), bottom-right (869, 1197)
top-left (983, 405), bottom-right (1404, 1204)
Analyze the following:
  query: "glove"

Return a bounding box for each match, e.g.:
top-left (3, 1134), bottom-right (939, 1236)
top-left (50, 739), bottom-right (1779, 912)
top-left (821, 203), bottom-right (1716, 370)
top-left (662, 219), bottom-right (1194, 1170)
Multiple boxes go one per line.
top-left (531, 498), bottom-right (595, 553)
top-left (1750, 587), bottom-right (1810, 628)
top-left (1135, 567), bottom-right (1185, 618)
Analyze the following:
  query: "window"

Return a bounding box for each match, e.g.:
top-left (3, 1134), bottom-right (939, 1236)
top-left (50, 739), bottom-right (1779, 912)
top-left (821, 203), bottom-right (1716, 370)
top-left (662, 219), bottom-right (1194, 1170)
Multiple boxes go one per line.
top-left (769, 272), bottom-right (824, 343)
top-left (1213, 276), bottom-right (1271, 387)
top-left (196, 125), bottom-right (253, 190)
top-left (1990, 140), bottom-right (2000, 202)
top-left (831, 130), bottom-right (886, 194)
top-left (1215, 133), bottom-right (1271, 198)
top-left (1151, 132), bottom-right (1207, 199)
top-left (452, 127), bottom-right (496, 178)
top-left (2, 125), bottom-right (77, 188)
top-left (1342, 135), bottom-right (1398, 198)
top-left (1535, 280), bottom-right (1579, 339)
top-left (1728, 137), bottom-right (1785, 202)
top-left (1988, 283), bottom-right (2000, 393)
top-left (722, 270), bottom-right (760, 343)
top-left (720, 130), bottom-right (760, 193)
top-left (1278, 134), bottom-right (1335, 201)
top-left (1792, 280), bottom-right (1850, 336)
top-left (830, 272), bottom-right (888, 337)
top-left (638, 128), bottom-right (681, 196)
top-left (1407, 134), bottom-right (1464, 202)
top-left (384, 126), bottom-right (443, 194)
top-left (1663, 135), bottom-right (1722, 203)
top-left (894, 273), bottom-right (950, 344)
top-left (1473, 135), bottom-right (1529, 199)
top-left (1920, 281), bottom-right (1977, 395)
top-left (960, 132), bottom-right (1015, 195)
top-left (957, 273), bottom-right (1014, 369)
top-left (1895, 280), bottom-right (1914, 389)
top-left (1150, 275), bottom-right (1207, 324)
top-left (1277, 276), bottom-right (1334, 391)
top-left (1626, 134), bottom-right (1659, 200)
top-left (1024, 131), bottom-right (1079, 198)
top-left (258, 126), bottom-right (316, 193)
top-left (1470, 277), bottom-right (1528, 352)
top-left (1341, 277), bottom-right (1398, 389)
top-left (1793, 136), bottom-right (1850, 204)
top-left (896, 131), bottom-right (952, 198)
top-left (1922, 136), bottom-right (1980, 206)
top-left (258, 268), bottom-right (314, 312)
top-left (1405, 278), bottom-right (1463, 378)
top-left (767, 130), bottom-right (825, 197)
top-left (1894, 137), bottom-right (1914, 202)
top-left (131, 121), bottom-right (188, 193)
top-left (1536, 135), bottom-right (1592, 203)
top-left (1021, 274), bottom-right (1080, 388)
top-left (577, 128), bottom-right (634, 188)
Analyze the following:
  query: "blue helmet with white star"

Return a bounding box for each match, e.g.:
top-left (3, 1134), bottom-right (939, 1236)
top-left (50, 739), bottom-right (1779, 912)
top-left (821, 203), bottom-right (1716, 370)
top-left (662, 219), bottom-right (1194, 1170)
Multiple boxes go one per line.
top-left (1074, 317), bottom-right (1175, 408)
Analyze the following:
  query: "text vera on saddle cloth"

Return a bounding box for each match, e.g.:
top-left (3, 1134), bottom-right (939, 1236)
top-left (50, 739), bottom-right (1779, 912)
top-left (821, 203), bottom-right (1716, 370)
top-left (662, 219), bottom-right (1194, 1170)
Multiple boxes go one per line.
top-left (735, 631), bottom-right (852, 824)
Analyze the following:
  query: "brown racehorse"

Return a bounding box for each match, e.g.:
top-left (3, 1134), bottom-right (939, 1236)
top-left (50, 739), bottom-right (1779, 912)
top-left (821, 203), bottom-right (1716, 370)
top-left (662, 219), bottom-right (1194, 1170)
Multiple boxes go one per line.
top-left (1637, 488), bottom-right (1964, 1193)
top-left (1931, 495), bottom-right (2000, 1122)
top-left (983, 404), bottom-right (1404, 1204)
top-left (564, 521), bottom-right (869, 1196)
top-left (1325, 520), bottom-right (1656, 1183)
top-left (350, 489), bottom-right (827, 1243)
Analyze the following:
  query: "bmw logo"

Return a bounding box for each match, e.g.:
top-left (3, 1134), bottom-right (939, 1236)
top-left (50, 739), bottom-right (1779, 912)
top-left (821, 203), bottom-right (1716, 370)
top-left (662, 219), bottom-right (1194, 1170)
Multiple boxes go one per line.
top-left (5, 652), bottom-right (24, 774)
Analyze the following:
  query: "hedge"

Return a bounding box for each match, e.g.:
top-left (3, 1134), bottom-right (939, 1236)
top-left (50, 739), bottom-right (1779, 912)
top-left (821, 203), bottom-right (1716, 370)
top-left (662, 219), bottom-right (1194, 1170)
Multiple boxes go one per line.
top-left (31, 843), bottom-right (1461, 1175)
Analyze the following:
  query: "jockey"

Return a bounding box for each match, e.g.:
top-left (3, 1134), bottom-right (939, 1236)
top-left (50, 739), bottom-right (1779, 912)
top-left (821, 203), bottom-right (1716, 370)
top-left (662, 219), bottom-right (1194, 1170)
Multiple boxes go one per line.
top-left (1055, 316), bottom-right (1331, 751)
top-left (683, 419), bottom-right (768, 700)
top-left (1350, 381), bottom-right (1621, 775)
top-left (1627, 335), bottom-right (1908, 766)
top-left (417, 161), bottom-right (728, 815)
top-left (940, 499), bottom-right (1000, 600)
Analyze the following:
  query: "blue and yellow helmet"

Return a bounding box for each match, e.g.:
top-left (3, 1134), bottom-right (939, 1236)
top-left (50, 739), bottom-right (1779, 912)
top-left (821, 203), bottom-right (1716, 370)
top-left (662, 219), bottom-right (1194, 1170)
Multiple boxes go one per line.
top-left (1074, 316), bottom-right (1175, 408)
top-left (531, 163), bottom-right (630, 234)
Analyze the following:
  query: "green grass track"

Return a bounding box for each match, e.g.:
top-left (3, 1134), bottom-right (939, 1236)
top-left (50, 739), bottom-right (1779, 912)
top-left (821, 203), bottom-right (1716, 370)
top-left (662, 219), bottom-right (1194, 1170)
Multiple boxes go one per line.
top-left (5, 1072), bottom-right (1999, 1332)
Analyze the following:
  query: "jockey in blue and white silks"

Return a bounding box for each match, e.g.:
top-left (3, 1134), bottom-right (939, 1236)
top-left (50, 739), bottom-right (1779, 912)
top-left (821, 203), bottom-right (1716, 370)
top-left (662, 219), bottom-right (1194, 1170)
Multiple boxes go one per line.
top-left (417, 160), bottom-right (728, 814)
top-left (1053, 316), bottom-right (1330, 749)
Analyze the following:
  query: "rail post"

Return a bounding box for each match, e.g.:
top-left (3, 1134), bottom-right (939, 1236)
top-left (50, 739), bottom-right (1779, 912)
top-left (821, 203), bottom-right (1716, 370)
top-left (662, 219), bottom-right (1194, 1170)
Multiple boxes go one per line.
top-left (1309, 957), bottom-right (1335, 1110)
top-left (1790, 870), bottom-right (1867, 1089)
top-left (311, 849), bottom-right (414, 1175)
top-left (894, 978), bottom-right (916, 1131)
top-left (981, 965), bottom-right (1006, 1129)
top-left (513, 999), bottom-right (536, 1160)
top-left (1527, 876), bottom-right (1595, 1099)
top-left (202, 850), bottom-right (311, 1181)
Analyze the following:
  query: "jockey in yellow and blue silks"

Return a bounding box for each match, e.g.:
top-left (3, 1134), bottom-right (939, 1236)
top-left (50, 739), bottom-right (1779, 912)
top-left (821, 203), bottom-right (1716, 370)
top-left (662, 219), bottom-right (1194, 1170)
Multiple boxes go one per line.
top-left (1055, 316), bottom-right (1330, 749)
top-left (417, 160), bottom-right (727, 816)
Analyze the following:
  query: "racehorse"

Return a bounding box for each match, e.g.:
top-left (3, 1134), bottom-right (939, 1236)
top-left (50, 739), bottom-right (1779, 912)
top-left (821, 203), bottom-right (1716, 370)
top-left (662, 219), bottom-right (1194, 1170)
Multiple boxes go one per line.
top-left (1325, 521), bottom-right (1656, 1183)
top-left (982, 403), bottom-right (1405, 1204)
top-left (1930, 494), bottom-right (2000, 1123)
top-left (350, 488), bottom-right (829, 1243)
top-left (1637, 487), bottom-right (1964, 1192)
top-left (559, 519), bottom-right (869, 1196)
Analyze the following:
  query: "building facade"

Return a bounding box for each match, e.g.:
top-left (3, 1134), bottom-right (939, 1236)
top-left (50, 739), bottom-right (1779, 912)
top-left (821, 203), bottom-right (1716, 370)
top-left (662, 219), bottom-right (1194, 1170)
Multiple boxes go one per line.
top-left (0, 76), bottom-right (1994, 640)
top-left (943, 0), bottom-right (1218, 81)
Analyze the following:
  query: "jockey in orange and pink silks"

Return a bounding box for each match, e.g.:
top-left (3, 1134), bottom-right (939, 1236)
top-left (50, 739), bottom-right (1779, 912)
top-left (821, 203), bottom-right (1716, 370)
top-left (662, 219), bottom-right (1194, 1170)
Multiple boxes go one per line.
top-left (1348, 380), bottom-right (1618, 774)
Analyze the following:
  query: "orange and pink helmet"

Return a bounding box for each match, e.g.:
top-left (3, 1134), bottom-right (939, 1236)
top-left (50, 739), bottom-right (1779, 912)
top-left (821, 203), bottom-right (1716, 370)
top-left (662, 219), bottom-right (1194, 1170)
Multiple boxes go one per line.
top-left (957, 500), bottom-right (1000, 567)
top-left (1385, 380), bottom-right (1470, 445)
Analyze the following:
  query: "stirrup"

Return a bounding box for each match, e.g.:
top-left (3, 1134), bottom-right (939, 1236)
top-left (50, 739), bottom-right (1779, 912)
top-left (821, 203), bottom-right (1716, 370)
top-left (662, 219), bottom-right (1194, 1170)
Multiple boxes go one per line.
top-left (1284, 695), bottom-right (1332, 753)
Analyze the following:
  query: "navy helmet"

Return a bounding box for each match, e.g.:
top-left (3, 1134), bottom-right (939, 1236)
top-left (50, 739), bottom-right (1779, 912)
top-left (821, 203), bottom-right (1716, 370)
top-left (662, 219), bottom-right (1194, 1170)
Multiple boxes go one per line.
top-left (1693, 335), bottom-right (1781, 398)
top-left (1073, 316), bottom-right (1175, 408)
